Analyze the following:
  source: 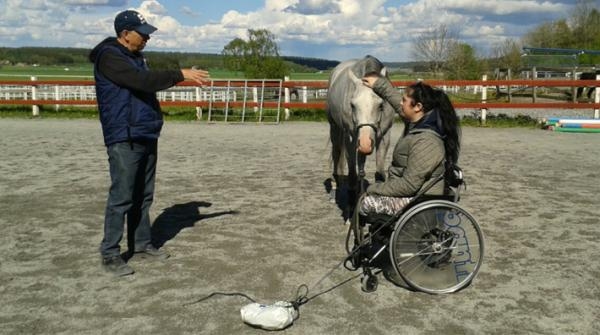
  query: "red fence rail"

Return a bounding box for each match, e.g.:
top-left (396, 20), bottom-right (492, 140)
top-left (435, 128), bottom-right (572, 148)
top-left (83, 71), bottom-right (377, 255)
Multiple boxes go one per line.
top-left (1, 78), bottom-right (599, 112)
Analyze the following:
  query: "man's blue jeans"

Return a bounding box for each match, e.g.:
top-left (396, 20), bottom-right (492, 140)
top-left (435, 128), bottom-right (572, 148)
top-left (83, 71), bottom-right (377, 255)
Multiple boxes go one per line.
top-left (100, 141), bottom-right (157, 258)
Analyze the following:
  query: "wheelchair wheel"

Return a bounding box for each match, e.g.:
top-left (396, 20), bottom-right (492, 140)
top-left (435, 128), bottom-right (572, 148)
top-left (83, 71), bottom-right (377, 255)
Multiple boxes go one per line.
top-left (389, 200), bottom-right (484, 294)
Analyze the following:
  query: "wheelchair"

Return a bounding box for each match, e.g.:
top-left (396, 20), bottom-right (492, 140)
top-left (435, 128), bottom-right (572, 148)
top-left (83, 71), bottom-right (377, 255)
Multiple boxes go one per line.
top-left (345, 164), bottom-right (485, 294)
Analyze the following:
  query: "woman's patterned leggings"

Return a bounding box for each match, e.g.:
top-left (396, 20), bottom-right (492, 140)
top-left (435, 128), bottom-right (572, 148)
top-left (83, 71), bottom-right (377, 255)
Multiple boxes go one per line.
top-left (359, 194), bottom-right (413, 216)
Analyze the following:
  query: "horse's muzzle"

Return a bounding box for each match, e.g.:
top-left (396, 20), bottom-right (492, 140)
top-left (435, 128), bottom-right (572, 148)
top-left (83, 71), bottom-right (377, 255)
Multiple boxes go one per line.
top-left (356, 124), bottom-right (376, 155)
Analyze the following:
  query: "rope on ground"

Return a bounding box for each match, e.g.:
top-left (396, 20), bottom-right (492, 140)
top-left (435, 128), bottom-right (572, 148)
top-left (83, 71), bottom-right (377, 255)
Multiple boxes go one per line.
top-left (183, 291), bottom-right (256, 306)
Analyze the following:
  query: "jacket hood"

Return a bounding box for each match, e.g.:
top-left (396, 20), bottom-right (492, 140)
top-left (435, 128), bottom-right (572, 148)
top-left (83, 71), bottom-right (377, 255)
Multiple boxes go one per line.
top-left (411, 108), bottom-right (445, 138)
top-left (89, 37), bottom-right (123, 63)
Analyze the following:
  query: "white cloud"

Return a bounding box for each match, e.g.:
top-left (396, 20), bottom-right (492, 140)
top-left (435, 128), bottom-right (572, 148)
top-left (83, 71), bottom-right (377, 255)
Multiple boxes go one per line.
top-left (139, 0), bottom-right (168, 16)
top-left (265, 0), bottom-right (297, 12)
top-left (0, 0), bottom-right (579, 62)
top-left (284, 0), bottom-right (341, 14)
top-left (180, 6), bottom-right (199, 17)
top-left (10, 0), bottom-right (50, 10)
top-left (63, 0), bottom-right (127, 5)
top-left (439, 0), bottom-right (569, 15)
top-left (478, 25), bottom-right (505, 36)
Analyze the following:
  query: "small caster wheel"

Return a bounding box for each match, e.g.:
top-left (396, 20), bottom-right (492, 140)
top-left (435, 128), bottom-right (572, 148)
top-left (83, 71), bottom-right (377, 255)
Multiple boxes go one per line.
top-left (361, 274), bottom-right (378, 293)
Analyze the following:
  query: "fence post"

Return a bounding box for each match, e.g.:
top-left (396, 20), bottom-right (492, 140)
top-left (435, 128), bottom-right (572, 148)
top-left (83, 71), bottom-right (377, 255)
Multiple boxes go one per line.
top-left (284, 76), bottom-right (290, 120)
top-left (31, 76), bottom-right (39, 117)
top-left (54, 85), bottom-right (60, 111)
top-left (595, 74), bottom-right (600, 119)
top-left (532, 67), bottom-right (537, 103)
top-left (572, 67), bottom-right (577, 103)
top-left (195, 86), bottom-right (202, 120)
top-left (259, 80), bottom-right (265, 122)
top-left (224, 80), bottom-right (231, 122)
top-left (253, 86), bottom-right (258, 113)
top-left (481, 75), bottom-right (487, 126)
top-left (208, 80), bottom-right (214, 122)
top-left (301, 86), bottom-right (307, 103)
top-left (507, 69), bottom-right (512, 102)
top-left (242, 80), bottom-right (248, 122)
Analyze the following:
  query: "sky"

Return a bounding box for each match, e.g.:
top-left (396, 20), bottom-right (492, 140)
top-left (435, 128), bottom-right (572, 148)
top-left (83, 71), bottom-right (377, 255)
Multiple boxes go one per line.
top-left (0, 0), bottom-right (589, 62)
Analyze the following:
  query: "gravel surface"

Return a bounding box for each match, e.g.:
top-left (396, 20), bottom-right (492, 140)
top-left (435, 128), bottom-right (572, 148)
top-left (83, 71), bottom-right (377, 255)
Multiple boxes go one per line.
top-left (1, 119), bottom-right (599, 334)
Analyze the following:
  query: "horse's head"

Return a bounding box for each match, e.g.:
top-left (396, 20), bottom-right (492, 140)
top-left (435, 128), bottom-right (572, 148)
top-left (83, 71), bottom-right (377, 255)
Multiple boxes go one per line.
top-left (348, 69), bottom-right (386, 155)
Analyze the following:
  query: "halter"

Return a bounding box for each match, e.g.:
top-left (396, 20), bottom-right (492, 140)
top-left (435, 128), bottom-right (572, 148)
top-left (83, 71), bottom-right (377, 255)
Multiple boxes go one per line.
top-left (354, 123), bottom-right (379, 195)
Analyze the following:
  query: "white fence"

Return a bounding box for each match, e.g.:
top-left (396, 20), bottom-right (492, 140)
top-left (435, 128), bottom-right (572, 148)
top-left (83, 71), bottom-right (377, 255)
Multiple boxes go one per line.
top-left (3, 76), bottom-right (600, 123)
top-left (0, 77), bottom-right (332, 122)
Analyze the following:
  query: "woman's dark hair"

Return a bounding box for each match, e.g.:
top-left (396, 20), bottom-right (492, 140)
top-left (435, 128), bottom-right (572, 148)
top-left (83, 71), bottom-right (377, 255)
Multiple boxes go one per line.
top-left (406, 82), bottom-right (461, 164)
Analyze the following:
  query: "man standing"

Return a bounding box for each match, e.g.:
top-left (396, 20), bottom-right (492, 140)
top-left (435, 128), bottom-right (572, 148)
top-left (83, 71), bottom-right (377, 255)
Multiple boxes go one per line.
top-left (89, 10), bottom-right (209, 276)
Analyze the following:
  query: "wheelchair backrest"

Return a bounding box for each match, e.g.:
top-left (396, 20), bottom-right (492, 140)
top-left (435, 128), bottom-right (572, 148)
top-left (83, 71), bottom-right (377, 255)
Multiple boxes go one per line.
top-left (444, 162), bottom-right (465, 202)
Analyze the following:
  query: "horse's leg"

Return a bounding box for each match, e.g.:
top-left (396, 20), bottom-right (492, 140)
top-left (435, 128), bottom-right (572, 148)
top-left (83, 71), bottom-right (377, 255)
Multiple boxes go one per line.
top-left (329, 120), bottom-right (345, 202)
top-left (356, 151), bottom-right (367, 194)
top-left (344, 136), bottom-right (359, 223)
top-left (577, 86), bottom-right (584, 99)
top-left (588, 86), bottom-right (595, 100)
top-left (374, 131), bottom-right (390, 182)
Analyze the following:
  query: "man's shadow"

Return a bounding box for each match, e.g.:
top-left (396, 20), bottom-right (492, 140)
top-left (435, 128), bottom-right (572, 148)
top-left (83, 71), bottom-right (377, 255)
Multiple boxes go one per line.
top-left (150, 201), bottom-right (238, 248)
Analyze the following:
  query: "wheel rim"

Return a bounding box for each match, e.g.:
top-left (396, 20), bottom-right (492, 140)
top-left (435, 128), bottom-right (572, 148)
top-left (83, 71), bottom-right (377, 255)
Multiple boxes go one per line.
top-left (390, 200), bottom-right (484, 294)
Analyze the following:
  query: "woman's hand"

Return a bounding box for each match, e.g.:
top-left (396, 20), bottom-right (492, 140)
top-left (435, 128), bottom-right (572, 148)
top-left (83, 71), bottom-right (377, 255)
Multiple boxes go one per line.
top-left (362, 74), bottom-right (379, 88)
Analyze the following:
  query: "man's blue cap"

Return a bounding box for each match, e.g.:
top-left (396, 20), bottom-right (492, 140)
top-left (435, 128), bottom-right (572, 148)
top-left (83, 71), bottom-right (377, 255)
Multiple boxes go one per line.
top-left (114, 10), bottom-right (157, 35)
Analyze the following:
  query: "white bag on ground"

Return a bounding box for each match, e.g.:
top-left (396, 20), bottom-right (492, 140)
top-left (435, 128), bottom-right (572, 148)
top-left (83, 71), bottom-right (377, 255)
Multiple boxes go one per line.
top-left (240, 301), bottom-right (298, 330)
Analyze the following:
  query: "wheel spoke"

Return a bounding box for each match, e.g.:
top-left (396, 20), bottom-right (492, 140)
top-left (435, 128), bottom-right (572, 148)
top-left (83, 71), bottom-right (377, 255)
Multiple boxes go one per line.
top-left (389, 200), bottom-right (485, 294)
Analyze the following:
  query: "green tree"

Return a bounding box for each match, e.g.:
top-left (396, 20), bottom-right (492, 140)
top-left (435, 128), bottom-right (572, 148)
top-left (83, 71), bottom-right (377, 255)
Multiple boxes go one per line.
top-left (221, 29), bottom-right (289, 79)
top-left (148, 54), bottom-right (181, 70)
top-left (222, 37), bottom-right (247, 72)
top-left (55, 53), bottom-right (75, 64)
top-left (523, 19), bottom-right (573, 49)
top-left (445, 43), bottom-right (481, 80)
top-left (489, 38), bottom-right (523, 75)
top-left (521, 0), bottom-right (600, 66)
top-left (570, 0), bottom-right (600, 48)
top-left (570, 0), bottom-right (600, 64)
top-left (411, 24), bottom-right (459, 77)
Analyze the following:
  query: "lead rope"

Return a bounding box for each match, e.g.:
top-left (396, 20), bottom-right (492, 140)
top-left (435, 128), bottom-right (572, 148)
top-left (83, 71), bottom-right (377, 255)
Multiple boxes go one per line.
top-left (182, 252), bottom-right (365, 328)
top-left (289, 253), bottom-right (363, 310)
top-left (183, 233), bottom-right (371, 313)
top-left (183, 146), bottom-right (373, 321)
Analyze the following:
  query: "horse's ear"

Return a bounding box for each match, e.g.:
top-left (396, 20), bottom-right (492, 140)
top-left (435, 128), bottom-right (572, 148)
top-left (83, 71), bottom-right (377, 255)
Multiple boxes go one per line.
top-left (380, 67), bottom-right (387, 78)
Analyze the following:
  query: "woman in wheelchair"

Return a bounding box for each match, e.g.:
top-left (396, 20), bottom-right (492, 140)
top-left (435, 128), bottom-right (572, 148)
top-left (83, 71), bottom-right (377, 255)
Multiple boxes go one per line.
top-left (358, 78), bottom-right (461, 216)
top-left (352, 77), bottom-right (482, 294)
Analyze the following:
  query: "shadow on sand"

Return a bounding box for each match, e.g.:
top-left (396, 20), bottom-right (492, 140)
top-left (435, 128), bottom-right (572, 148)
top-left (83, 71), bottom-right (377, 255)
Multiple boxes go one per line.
top-left (150, 201), bottom-right (238, 248)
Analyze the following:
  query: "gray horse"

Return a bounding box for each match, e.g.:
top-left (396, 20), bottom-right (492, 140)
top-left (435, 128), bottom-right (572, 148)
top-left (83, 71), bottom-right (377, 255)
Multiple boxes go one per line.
top-left (326, 55), bottom-right (396, 219)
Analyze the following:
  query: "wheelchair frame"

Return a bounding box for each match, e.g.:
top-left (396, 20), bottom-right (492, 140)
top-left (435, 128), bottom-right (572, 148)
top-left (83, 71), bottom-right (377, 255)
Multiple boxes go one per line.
top-left (345, 165), bottom-right (485, 294)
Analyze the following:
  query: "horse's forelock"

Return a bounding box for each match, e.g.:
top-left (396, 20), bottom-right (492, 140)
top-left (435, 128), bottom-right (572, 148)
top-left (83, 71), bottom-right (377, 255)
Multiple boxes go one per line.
top-left (352, 55), bottom-right (385, 77)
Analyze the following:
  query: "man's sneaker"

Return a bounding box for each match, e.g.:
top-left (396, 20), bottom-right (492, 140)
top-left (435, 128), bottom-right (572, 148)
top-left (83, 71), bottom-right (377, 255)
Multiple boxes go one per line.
top-left (134, 245), bottom-right (170, 260)
top-left (102, 255), bottom-right (134, 277)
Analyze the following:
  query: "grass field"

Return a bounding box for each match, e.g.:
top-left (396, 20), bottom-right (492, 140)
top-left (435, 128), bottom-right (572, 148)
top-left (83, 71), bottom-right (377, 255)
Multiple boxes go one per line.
top-left (0, 64), bottom-right (419, 81)
top-left (0, 64), bottom-right (334, 81)
top-left (0, 64), bottom-right (94, 80)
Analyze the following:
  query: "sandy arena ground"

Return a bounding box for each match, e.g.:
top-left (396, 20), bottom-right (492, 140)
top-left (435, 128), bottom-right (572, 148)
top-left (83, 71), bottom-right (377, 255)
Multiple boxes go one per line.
top-left (0, 118), bottom-right (599, 334)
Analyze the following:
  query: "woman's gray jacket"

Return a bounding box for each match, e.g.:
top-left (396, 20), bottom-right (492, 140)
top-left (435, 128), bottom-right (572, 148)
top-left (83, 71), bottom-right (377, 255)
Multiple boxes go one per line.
top-left (366, 78), bottom-right (446, 197)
